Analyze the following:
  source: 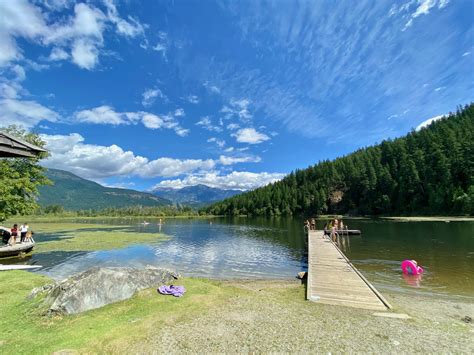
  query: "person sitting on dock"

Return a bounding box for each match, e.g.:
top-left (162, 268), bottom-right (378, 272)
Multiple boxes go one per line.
top-left (1, 228), bottom-right (11, 244)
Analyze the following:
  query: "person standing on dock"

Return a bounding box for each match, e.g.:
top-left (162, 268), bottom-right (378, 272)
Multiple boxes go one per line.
top-left (310, 218), bottom-right (316, 230)
top-left (20, 223), bottom-right (28, 243)
top-left (9, 224), bottom-right (18, 245)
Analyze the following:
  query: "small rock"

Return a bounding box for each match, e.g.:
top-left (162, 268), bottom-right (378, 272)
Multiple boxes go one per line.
top-left (392, 340), bottom-right (400, 346)
top-left (461, 316), bottom-right (472, 324)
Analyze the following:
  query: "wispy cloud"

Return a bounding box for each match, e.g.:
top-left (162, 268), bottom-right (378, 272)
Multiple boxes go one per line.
top-left (196, 116), bottom-right (223, 132)
top-left (187, 95), bottom-right (199, 104)
top-left (142, 88), bottom-right (167, 107)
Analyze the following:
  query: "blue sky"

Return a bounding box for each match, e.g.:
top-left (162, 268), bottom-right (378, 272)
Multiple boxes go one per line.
top-left (0, 0), bottom-right (473, 191)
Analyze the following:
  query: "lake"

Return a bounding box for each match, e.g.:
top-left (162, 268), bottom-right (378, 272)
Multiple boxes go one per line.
top-left (3, 217), bottom-right (473, 301)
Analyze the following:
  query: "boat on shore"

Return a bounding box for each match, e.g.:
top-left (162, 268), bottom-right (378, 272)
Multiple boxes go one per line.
top-left (0, 241), bottom-right (35, 258)
top-left (0, 227), bottom-right (35, 258)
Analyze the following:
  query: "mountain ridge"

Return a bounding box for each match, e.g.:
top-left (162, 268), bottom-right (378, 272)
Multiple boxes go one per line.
top-left (38, 169), bottom-right (171, 210)
top-left (151, 184), bottom-right (242, 206)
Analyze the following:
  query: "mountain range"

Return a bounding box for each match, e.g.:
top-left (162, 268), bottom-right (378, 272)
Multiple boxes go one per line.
top-left (38, 169), bottom-right (243, 210)
top-left (38, 169), bottom-right (171, 210)
top-left (151, 184), bottom-right (242, 207)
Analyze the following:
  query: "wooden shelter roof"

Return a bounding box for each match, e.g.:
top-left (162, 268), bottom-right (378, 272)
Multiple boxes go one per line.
top-left (0, 131), bottom-right (47, 158)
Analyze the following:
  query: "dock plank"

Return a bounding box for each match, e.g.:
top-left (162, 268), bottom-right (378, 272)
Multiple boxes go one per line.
top-left (307, 230), bottom-right (390, 310)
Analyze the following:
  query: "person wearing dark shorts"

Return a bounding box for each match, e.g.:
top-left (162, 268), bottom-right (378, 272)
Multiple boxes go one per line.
top-left (20, 223), bottom-right (28, 243)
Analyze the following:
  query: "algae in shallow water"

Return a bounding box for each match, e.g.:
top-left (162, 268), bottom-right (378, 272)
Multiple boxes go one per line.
top-left (29, 222), bottom-right (168, 252)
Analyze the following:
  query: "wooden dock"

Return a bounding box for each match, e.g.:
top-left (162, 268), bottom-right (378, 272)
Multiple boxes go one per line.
top-left (307, 230), bottom-right (391, 311)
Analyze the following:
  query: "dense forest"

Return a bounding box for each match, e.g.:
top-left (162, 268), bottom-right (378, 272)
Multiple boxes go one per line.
top-left (34, 205), bottom-right (198, 217)
top-left (206, 104), bottom-right (474, 216)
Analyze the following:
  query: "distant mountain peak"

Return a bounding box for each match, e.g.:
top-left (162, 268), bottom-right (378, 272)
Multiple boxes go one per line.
top-left (151, 184), bottom-right (242, 207)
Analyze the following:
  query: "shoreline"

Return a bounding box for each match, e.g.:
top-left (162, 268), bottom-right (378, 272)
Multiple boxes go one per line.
top-left (8, 214), bottom-right (473, 223)
top-left (1, 271), bottom-right (472, 353)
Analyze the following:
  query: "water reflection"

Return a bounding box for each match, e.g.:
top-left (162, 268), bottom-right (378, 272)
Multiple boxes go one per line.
top-left (37, 218), bottom-right (308, 281)
top-left (402, 273), bottom-right (423, 287)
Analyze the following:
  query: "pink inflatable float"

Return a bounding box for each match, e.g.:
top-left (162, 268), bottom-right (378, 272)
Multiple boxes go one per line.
top-left (401, 260), bottom-right (424, 275)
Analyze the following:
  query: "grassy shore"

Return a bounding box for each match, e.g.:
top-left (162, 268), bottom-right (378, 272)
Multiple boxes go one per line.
top-left (0, 271), bottom-right (472, 354)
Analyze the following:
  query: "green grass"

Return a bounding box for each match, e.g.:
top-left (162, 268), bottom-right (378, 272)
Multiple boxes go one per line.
top-left (0, 271), bottom-right (239, 354)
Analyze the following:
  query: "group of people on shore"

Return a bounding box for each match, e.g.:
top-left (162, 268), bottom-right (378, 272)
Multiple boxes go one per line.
top-left (1, 223), bottom-right (34, 246)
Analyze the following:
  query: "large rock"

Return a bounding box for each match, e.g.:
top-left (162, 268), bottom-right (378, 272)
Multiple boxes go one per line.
top-left (30, 266), bottom-right (179, 314)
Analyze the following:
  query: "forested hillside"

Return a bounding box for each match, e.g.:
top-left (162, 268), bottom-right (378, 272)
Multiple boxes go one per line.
top-left (39, 169), bottom-right (171, 211)
top-left (206, 104), bottom-right (473, 216)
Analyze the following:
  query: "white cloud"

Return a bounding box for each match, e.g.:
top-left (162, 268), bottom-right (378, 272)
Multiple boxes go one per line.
top-left (218, 155), bottom-right (261, 165)
top-left (403, 0), bottom-right (450, 30)
top-left (207, 137), bottom-right (226, 148)
top-left (141, 113), bottom-right (163, 129)
top-left (227, 123), bottom-right (240, 130)
top-left (196, 116), bottom-right (223, 132)
top-left (232, 128), bottom-right (270, 144)
top-left (434, 86), bottom-right (444, 92)
top-left (48, 47), bottom-right (69, 61)
top-left (11, 65), bottom-right (26, 81)
top-left (140, 158), bottom-right (215, 178)
top-left (438, 0), bottom-right (450, 9)
top-left (40, 133), bottom-right (215, 179)
top-left (462, 51), bottom-right (471, 57)
top-left (221, 98), bottom-right (253, 122)
top-left (0, 0), bottom-right (47, 66)
top-left (174, 108), bottom-right (185, 117)
top-left (0, 1), bottom-right (146, 69)
top-left (71, 39), bottom-right (99, 70)
top-left (73, 105), bottom-right (187, 136)
top-left (187, 95), bottom-right (199, 104)
top-left (152, 171), bottom-right (285, 191)
top-left (0, 82), bottom-right (20, 99)
top-left (103, 0), bottom-right (145, 38)
top-left (415, 114), bottom-right (446, 131)
top-left (0, 98), bottom-right (60, 128)
top-left (204, 82), bottom-right (221, 94)
top-left (142, 88), bottom-right (166, 107)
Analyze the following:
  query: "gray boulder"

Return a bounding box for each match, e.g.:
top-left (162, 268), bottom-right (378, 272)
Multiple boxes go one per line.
top-left (30, 266), bottom-right (179, 314)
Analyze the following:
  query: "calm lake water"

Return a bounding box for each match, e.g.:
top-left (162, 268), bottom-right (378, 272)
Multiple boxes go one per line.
top-left (4, 217), bottom-right (474, 300)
